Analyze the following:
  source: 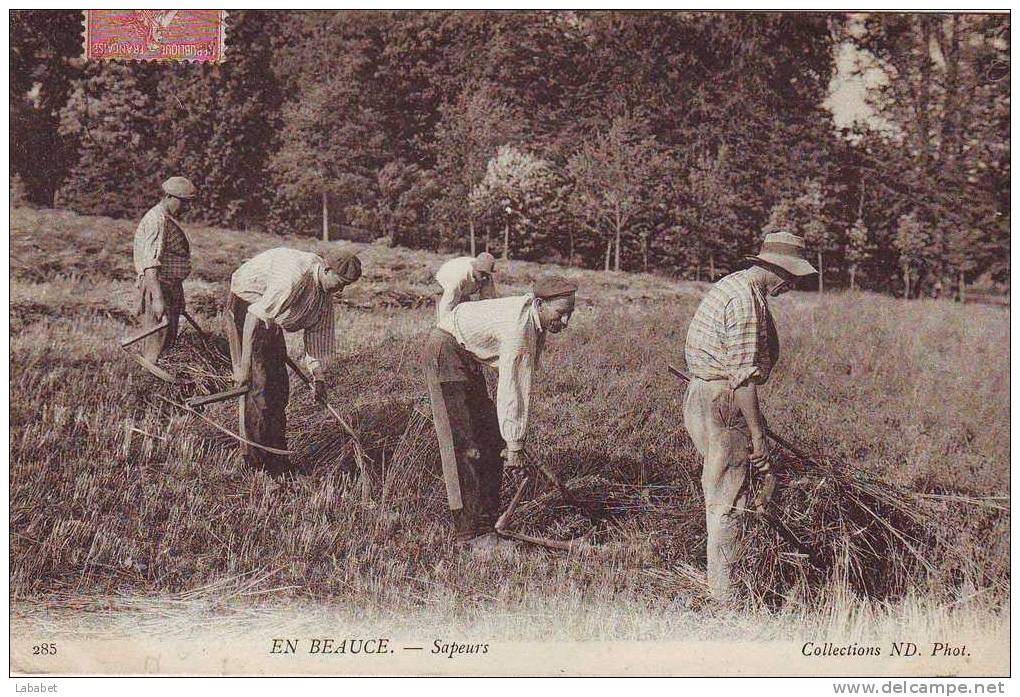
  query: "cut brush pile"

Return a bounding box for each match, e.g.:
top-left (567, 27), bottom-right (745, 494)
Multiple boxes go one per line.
top-left (130, 332), bottom-right (409, 491)
top-left (500, 457), bottom-right (1008, 605)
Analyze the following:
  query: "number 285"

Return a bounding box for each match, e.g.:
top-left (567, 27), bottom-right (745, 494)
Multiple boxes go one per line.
top-left (32, 643), bottom-right (56, 655)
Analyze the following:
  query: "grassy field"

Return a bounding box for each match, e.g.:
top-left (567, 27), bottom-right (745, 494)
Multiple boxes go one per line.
top-left (9, 206), bottom-right (1010, 647)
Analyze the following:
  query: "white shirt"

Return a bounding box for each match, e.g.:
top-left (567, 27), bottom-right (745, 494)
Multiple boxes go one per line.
top-left (230, 248), bottom-right (336, 380)
top-left (438, 295), bottom-right (544, 452)
top-left (435, 256), bottom-right (487, 323)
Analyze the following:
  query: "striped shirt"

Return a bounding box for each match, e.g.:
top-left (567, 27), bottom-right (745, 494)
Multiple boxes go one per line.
top-left (133, 202), bottom-right (191, 282)
top-left (438, 295), bottom-right (545, 452)
top-left (435, 256), bottom-right (491, 323)
top-left (684, 268), bottom-right (779, 389)
top-left (230, 248), bottom-right (336, 381)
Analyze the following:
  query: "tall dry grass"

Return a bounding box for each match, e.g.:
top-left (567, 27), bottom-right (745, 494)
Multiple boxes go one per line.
top-left (9, 207), bottom-right (1010, 631)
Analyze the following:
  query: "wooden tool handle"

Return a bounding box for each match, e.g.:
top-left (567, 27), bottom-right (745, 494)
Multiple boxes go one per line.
top-left (125, 351), bottom-right (178, 384)
top-left (120, 319), bottom-right (171, 348)
top-left (495, 477), bottom-right (530, 532)
top-left (186, 385), bottom-right (250, 408)
top-left (181, 310), bottom-right (210, 340)
top-left (283, 355), bottom-right (313, 386)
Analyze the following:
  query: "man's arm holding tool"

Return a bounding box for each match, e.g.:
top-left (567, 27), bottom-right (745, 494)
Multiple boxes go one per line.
top-left (142, 268), bottom-right (165, 319)
top-left (733, 381), bottom-right (771, 473)
top-left (233, 311), bottom-right (261, 386)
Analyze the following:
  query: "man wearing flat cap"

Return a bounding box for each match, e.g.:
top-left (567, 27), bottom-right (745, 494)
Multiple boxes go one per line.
top-left (423, 274), bottom-right (577, 551)
top-left (683, 230), bottom-right (817, 602)
top-left (226, 246), bottom-right (363, 475)
top-left (434, 252), bottom-right (498, 323)
top-left (132, 176), bottom-right (198, 362)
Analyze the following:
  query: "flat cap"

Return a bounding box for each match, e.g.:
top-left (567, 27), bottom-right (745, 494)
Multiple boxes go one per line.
top-left (327, 249), bottom-right (362, 284)
top-left (472, 252), bottom-right (497, 275)
top-left (162, 176), bottom-right (197, 199)
top-left (533, 275), bottom-right (578, 300)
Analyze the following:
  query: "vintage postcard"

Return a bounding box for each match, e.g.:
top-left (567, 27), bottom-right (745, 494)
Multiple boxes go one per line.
top-left (9, 9), bottom-right (1009, 680)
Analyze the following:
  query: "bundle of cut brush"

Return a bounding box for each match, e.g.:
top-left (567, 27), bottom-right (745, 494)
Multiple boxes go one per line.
top-left (123, 322), bottom-right (232, 404)
top-left (735, 455), bottom-right (1008, 605)
top-left (128, 327), bottom-right (384, 488)
top-left (157, 331), bottom-right (233, 398)
top-left (506, 451), bottom-right (1009, 606)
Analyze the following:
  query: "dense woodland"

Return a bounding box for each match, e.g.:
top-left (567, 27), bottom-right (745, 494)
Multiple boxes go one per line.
top-left (10, 11), bottom-right (1010, 296)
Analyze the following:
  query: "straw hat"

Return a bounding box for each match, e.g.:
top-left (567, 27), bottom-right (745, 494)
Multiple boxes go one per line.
top-left (745, 231), bottom-right (818, 277)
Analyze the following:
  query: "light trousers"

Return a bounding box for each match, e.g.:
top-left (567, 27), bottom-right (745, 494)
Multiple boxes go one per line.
top-left (683, 377), bottom-right (750, 601)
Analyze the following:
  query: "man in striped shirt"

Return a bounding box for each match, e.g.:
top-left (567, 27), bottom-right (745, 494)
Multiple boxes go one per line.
top-left (683, 231), bottom-right (817, 602)
top-left (423, 276), bottom-right (577, 550)
top-left (132, 176), bottom-right (197, 362)
top-left (434, 252), bottom-right (498, 323)
top-left (227, 247), bottom-right (363, 475)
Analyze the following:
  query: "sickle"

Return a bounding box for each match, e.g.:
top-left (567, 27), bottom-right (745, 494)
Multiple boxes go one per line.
top-left (154, 394), bottom-right (294, 456)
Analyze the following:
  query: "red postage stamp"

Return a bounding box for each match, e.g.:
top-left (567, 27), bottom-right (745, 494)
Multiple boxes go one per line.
top-left (83, 10), bottom-right (226, 63)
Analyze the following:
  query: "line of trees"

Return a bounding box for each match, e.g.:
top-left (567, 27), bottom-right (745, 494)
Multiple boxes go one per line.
top-left (11, 11), bottom-right (1009, 297)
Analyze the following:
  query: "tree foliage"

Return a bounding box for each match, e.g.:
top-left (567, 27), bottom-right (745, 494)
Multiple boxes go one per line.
top-left (470, 145), bottom-right (558, 260)
top-left (9, 10), bottom-right (1009, 295)
top-left (566, 115), bottom-right (673, 272)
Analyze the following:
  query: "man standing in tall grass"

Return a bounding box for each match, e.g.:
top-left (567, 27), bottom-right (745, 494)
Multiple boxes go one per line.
top-left (423, 276), bottom-right (577, 551)
top-left (132, 176), bottom-right (197, 362)
top-left (226, 247), bottom-right (363, 476)
top-left (683, 231), bottom-right (817, 602)
top-left (434, 251), bottom-right (498, 323)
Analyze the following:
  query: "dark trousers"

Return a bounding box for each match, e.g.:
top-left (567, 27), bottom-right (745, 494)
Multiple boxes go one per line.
top-left (228, 294), bottom-right (292, 476)
top-left (140, 279), bottom-right (184, 363)
top-left (423, 328), bottom-right (505, 540)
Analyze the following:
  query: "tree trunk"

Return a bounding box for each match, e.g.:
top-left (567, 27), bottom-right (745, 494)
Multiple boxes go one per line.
top-left (849, 265), bottom-right (857, 291)
top-left (642, 235), bottom-right (648, 272)
top-left (503, 217), bottom-right (510, 261)
top-left (709, 254), bottom-right (715, 281)
top-left (817, 250), bottom-right (824, 294)
top-left (568, 229), bottom-right (575, 265)
top-left (902, 263), bottom-right (911, 299)
top-left (469, 219), bottom-right (476, 256)
top-left (614, 223), bottom-right (621, 273)
top-left (604, 239), bottom-right (611, 272)
top-left (957, 269), bottom-right (965, 303)
top-left (321, 191), bottom-right (329, 242)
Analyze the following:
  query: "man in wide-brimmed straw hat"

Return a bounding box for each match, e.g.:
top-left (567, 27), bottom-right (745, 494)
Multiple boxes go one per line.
top-left (422, 275), bottom-right (577, 552)
top-left (132, 176), bottom-right (198, 362)
top-left (226, 246), bottom-right (363, 476)
top-left (434, 251), bottom-right (498, 323)
top-left (682, 230), bottom-right (817, 602)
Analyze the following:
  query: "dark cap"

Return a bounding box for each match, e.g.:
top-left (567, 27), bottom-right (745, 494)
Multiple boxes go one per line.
top-left (327, 249), bottom-right (362, 284)
top-left (162, 176), bottom-right (197, 199)
top-left (533, 275), bottom-right (578, 300)
top-left (472, 251), bottom-right (497, 275)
